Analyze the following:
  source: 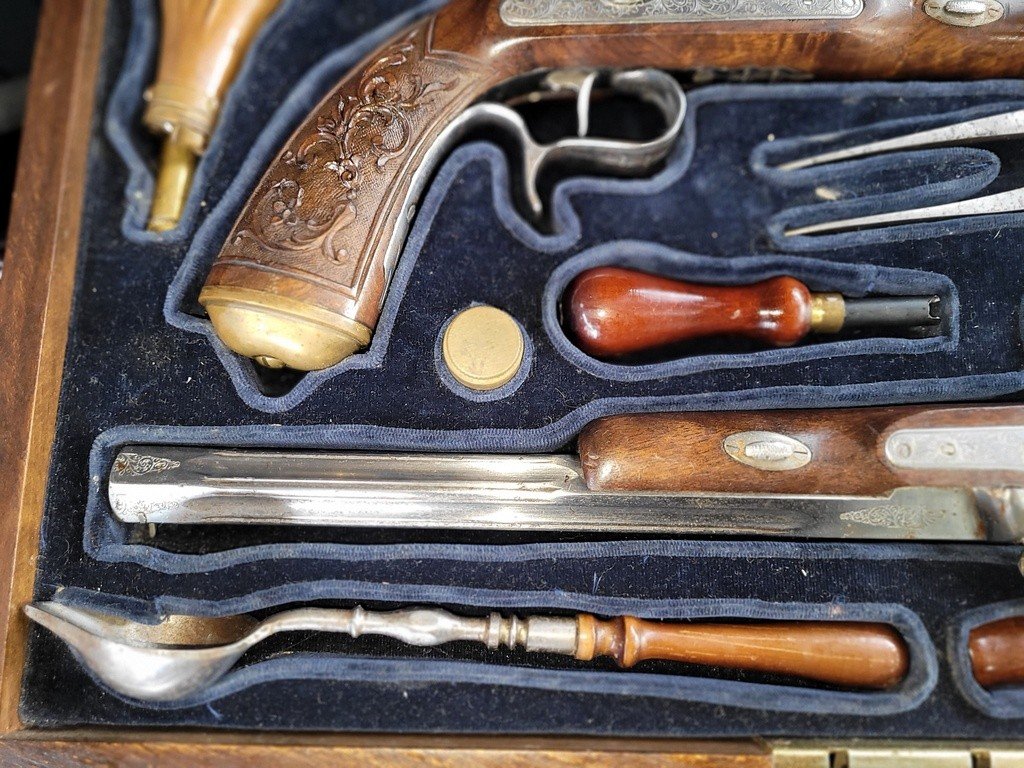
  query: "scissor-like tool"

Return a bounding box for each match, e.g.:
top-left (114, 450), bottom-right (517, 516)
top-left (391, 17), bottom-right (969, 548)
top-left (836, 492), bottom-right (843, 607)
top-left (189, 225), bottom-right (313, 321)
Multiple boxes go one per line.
top-left (777, 107), bottom-right (1024, 236)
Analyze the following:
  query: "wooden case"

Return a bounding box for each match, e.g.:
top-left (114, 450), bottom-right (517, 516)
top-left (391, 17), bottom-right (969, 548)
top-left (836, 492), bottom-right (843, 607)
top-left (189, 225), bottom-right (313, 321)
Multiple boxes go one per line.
top-left (0, 1), bottom-right (1021, 764)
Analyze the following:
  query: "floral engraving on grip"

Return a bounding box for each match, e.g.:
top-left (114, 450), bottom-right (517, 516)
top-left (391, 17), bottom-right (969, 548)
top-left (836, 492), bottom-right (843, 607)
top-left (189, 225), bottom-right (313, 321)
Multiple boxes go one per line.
top-left (222, 21), bottom-right (480, 293)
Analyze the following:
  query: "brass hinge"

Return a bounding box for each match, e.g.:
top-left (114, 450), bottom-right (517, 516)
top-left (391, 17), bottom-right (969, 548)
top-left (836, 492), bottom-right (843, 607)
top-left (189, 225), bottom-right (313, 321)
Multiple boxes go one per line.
top-left (772, 744), bottom-right (1024, 768)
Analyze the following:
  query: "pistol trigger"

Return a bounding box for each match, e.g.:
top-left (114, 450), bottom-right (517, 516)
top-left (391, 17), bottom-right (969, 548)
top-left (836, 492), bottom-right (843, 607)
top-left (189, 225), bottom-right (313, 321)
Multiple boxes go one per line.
top-left (574, 71), bottom-right (597, 138)
top-left (521, 137), bottom-right (549, 222)
top-left (541, 68), bottom-right (600, 138)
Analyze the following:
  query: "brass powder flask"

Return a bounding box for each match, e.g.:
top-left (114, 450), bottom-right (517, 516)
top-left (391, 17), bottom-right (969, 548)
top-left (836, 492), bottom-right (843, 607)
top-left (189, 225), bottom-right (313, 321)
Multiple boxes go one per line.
top-left (143, 0), bottom-right (282, 232)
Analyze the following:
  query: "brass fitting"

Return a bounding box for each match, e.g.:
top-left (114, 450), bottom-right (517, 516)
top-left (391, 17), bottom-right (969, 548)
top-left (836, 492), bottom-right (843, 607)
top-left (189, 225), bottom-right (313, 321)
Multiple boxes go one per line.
top-left (148, 137), bottom-right (197, 233)
top-left (199, 286), bottom-right (372, 371)
top-left (809, 293), bottom-right (846, 334)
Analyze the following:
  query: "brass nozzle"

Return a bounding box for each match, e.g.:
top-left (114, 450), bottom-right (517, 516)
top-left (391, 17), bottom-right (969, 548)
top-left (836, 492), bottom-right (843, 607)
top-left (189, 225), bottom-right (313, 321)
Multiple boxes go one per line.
top-left (809, 292), bottom-right (846, 334)
top-left (148, 137), bottom-right (197, 232)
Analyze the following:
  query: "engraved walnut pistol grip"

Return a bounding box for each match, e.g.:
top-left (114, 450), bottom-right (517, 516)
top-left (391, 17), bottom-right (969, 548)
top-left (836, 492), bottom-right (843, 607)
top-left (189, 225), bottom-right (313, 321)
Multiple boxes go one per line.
top-left (198, 20), bottom-right (683, 373)
top-left (198, 19), bottom-right (491, 372)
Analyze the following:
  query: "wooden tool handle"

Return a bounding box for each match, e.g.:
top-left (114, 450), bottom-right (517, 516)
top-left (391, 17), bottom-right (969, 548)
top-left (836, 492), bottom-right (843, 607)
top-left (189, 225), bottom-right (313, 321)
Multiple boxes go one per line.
top-left (970, 617), bottom-right (1024, 689)
top-left (576, 616), bottom-right (908, 689)
top-left (565, 268), bottom-right (812, 358)
top-left (578, 406), bottom-right (1024, 495)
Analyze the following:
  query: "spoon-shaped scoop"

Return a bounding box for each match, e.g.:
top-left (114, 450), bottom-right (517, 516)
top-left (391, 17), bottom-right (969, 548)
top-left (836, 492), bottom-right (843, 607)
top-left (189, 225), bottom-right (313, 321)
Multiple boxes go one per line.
top-left (25, 601), bottom-right (910, 702)
top-left (25, 601), bottom-right (581, 702)
top-left (25, 602), bottom-right (261, 702)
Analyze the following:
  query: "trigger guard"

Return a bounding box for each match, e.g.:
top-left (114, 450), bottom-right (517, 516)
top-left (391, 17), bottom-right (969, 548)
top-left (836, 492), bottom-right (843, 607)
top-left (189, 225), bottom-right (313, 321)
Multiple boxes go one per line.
top-left (570, 68), bottom-right (687, 173)
top-left (437, 69), bottom-right (686, 231)
top-left (526, 68), bottom-right (686, 222)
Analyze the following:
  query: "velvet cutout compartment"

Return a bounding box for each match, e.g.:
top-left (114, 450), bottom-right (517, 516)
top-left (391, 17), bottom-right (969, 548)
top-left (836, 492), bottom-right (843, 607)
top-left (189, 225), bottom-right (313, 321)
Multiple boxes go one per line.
top-left (950, 600), bottom-right (1024, 720)
top-left (164, 74), bottom-right (1024, 411)
top-left (27, 544), bottom-right (1022, 734)
top-left (21, 0), bottom-right (1024, 737)
top-left (32, 586), bottom-right (935, 716)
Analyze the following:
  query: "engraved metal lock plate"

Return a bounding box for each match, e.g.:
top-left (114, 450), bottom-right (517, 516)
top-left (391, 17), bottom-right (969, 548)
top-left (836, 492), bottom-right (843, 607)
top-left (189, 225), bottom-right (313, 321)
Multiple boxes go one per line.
top-left (500, 0), bottom-right (864, 25)
top-left (723, 431), bottom-right (812, 471)
top-left (884, 425), bottom-right (1024, 471)
top-left (923, 0), bottom-right (1003, 26)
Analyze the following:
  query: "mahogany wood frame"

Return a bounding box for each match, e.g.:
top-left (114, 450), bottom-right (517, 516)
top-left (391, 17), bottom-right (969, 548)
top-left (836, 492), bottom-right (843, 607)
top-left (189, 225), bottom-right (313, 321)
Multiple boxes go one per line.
top-left (0, 0), bottom-right (772, 762)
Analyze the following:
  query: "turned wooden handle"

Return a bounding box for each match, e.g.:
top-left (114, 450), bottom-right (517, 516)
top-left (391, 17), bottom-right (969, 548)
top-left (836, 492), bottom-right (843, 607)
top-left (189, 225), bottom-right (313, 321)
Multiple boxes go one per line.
top-left (565, 268), bottom-right (812, 359)
top-left (970, 617), bottom-right (1024, 689)
top-left (575, 616), bottom-right (908, 690)
top-left (578, 406), bottom-right (1024, 496)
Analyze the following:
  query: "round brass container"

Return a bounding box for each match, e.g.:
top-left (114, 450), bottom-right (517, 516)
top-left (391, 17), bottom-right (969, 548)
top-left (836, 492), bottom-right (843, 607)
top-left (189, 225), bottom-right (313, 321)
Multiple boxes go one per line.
top-left (442, 305), bottom-right (525, 391)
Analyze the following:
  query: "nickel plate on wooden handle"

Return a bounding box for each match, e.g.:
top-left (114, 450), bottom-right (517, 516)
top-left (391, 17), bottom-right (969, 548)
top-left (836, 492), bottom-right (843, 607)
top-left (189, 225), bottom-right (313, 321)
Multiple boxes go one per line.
top-left (107, 446), bottom-right (1024, 541)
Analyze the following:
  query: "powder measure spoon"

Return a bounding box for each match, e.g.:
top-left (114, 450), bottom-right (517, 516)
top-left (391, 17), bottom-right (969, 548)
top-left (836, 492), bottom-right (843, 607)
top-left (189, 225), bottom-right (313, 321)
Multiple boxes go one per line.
top-left (24, 601), bottom-right (909, 702)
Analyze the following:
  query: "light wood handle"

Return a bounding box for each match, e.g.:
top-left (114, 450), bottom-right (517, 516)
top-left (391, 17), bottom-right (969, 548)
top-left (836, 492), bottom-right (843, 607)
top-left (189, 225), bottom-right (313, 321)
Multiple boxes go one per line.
top-left (576, 616), bottom-right (909, 690)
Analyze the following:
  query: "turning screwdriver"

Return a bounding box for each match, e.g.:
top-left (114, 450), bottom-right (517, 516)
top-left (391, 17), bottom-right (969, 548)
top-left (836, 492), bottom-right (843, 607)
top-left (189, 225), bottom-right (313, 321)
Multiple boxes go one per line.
top-left (564, 267), bottom-right (941, 360)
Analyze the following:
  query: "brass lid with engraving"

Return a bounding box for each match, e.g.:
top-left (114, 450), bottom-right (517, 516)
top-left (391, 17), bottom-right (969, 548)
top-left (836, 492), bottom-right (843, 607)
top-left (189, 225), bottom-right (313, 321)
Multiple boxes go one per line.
top-left (442, 306), bottom-right (525, 391)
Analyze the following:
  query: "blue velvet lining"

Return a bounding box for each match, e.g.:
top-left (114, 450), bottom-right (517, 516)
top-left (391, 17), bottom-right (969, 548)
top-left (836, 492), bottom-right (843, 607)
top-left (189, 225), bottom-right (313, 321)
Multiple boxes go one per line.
top-left (949, 600), bottom-right (1024, 720)
top-left (20, 0), bottom-right (1024, 738)
top-left (544, 243), bottom-right (955, 381)
top-left (26, 534), bottom-right (1023, 733)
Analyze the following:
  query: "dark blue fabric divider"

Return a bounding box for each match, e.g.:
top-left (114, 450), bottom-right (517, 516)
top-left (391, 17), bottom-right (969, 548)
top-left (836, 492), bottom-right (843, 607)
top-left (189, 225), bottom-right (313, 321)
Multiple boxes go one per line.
top-left (948, 599), bottom-right (1024, 720)
top-left (39, 586), bottom-right (935, 716)
top-left (24, 540), bottom-right (1023, 733)
top-left (752, 102), bottom-right (1024, 250)
top-left (20, 0), bottom-right (1024, 738)
top-left (78, 417), bottom-right (1024, 572)
top-left (543, 243), bottom-right (955, 381)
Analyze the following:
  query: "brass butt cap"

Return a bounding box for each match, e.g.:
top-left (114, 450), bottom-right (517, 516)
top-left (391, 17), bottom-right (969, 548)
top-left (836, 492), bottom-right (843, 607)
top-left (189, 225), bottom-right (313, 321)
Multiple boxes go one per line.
top-left (199, 286), bottom-right (372, 371)
top-left (810, 293), bottom-right (846, 334)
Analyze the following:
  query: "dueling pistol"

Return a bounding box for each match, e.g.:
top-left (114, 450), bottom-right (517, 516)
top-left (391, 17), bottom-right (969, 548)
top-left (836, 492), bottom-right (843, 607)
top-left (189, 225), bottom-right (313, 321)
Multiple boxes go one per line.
top-left (197, 0), bottom-right (1024, 371)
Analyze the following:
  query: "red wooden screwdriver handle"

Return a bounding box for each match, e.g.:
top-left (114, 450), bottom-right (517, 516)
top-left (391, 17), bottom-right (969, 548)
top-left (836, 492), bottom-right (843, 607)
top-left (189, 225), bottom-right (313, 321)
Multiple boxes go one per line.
top-left (565, 267), bottom-right (813, 359)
